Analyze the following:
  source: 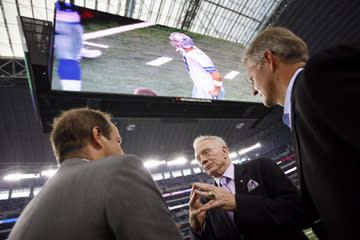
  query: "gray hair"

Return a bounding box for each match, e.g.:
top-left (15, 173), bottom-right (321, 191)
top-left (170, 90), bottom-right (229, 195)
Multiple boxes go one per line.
top-left (244, 27), bottom-right (309, 66)
top-left (193, 135), bottom-right (228, 150)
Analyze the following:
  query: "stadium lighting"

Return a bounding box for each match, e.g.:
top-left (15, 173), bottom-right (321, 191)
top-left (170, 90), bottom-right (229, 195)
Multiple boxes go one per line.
top-left (190, 159), bottom-right (198, 165)
top-left (11, 188), bottom-right (31, 198)
top-left (167, 157), bottom-right (187, 166)
top-left (285, 167), bottom-right (297, 175)
top-left (168, 203), bottom-right (189, 211)
top-left (238, 142), bottom-right (261, 156)
top-left (144, 160), bottom-right (166, 169)
top-left (0, 190), bottom-right (9, 200)
top-left (41, 169), bottom-right (57, 178)
top-left (229, 152), bottom-right (238, 159)
top-left (3, 173), bottom-right (40, 181)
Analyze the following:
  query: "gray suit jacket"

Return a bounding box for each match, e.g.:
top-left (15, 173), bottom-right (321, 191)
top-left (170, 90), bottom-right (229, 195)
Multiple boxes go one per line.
top-left (8, 155), bottom-right (183, 240)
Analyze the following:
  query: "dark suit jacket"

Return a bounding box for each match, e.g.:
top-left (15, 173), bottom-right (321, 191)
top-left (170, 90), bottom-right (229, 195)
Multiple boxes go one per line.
top-left (191, 158), bottom-right (309, 240)
top-left (291, 44), bottom-right (360, 240)
top-left (8, 155), bottom-right (183, 240)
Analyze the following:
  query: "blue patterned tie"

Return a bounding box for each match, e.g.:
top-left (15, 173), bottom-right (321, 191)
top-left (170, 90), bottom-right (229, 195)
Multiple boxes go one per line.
top-left (220, 176), bottom-right (235, 223)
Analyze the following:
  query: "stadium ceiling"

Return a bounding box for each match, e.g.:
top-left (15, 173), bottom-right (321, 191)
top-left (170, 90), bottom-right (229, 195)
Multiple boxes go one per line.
top-left (0, 0), bottom-right (283, 58)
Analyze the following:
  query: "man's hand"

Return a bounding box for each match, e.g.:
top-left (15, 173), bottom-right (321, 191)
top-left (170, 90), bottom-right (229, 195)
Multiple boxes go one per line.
top-left (188, 184), bottom-right (207, 232)
top-left (208, 87), bottom-right (220, 97)
top-left (208, 71), bottom-right (222, 97)
top-left (191, 182), bottom-right (236, 212)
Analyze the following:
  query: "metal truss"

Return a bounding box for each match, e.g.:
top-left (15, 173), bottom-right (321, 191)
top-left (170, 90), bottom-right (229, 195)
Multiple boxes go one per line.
top-left (180, 0), bottom-right (201, 30)
top-left (0, 59), bottom-right (26, 79)
top-left (258, 0), bottom-right (294, 31)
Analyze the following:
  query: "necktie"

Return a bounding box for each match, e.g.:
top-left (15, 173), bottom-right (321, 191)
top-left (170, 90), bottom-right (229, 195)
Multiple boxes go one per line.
top-left (220, 176), bottom-right (235, 222)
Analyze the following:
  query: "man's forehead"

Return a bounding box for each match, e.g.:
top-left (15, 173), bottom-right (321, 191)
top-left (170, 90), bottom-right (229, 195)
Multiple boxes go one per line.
top-left (110, 122), bottom-right (121, 135)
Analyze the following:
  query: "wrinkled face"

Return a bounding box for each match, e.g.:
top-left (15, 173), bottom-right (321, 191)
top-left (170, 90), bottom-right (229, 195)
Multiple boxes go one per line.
top-left (245, 59), bottom-right (277, 107)
top-left (195, 139), bottom-right (230, 178)
top-left (103, 122), bottom-right (124, 157)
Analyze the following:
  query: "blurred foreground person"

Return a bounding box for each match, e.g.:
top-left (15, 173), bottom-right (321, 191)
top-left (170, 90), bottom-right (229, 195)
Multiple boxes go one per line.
top-left (189, 136), bottom-right (308, 240)
top-left (8, 108), bottom-right (182, 240)
top-left (244, 26), bottom-right (360, 239)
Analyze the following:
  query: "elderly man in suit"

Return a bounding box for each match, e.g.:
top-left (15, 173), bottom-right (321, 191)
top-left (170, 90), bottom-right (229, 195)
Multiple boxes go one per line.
top-left (244, 27), bottom-right (360, 239)
top-left (8, 108), bottom-right (183, 240)
top-left (189, 135), bottom-right (309, 240)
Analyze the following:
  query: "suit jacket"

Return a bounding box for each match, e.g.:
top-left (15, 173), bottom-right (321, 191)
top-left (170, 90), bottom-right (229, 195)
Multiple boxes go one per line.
top-left (191, 158), bottom-right (309, 240)
top-left (291, 44), bottom-right (360, 240)
top-left (8, 155), bottom-right (183, 240)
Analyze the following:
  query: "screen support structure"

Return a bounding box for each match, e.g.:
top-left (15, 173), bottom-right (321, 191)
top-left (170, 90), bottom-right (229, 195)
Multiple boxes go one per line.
top-left (18, 16), bottom-right (53, 129)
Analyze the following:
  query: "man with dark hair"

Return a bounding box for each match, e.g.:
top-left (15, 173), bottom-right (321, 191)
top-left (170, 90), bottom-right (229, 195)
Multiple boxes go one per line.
top-left (189, 135), bottom-right (309, 240)
top-left (8, 108), bottom-right (183, 240)
top-left (244, 26), bottom-right (360, 239)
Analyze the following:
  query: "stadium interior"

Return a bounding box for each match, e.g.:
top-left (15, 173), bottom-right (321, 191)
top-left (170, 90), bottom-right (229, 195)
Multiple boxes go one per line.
top-left (0, 0), bottom-right (359, 239)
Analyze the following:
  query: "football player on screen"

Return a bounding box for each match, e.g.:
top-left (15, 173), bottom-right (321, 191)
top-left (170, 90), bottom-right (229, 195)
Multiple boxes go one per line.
top-left (55, 1), bottom-right (101, 91)
top-left (169, 32), bottom-right (224, 100)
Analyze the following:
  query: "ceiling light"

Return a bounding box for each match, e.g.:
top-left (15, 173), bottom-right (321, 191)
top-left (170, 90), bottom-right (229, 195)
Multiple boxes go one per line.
top-left (144, 160), bottom-right (166, 168)
top-left (3, 173), bottom-right (40, 181)
top-left (167, 157), bottom-right (187, 166)
top-left (229, 152), bottom-right (237, 159)
top-left (238, 142), bottom-right (261, 156)
top-left (190, 159), bottom-right (198, 165)
top-left (285, 167), bottom-right (297, 175)
top-left (41, 169), bottom-right (57, 178)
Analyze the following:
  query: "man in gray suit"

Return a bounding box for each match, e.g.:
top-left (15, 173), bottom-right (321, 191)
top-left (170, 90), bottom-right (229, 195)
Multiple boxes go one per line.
top-left (8, 108), bottom-right (183, 240)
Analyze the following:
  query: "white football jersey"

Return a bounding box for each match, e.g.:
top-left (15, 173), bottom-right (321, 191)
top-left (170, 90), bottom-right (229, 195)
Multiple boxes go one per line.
top-left (183, 47), bottom-right (216, 91)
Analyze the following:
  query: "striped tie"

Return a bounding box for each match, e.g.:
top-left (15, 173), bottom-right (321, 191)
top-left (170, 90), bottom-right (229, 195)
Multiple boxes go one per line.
top-left (220, 176), bottom-right (235, 223)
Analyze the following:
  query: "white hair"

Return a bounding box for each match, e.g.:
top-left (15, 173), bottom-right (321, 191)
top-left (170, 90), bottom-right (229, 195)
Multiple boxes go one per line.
top-left (193, 135), bottom-right (228, 150)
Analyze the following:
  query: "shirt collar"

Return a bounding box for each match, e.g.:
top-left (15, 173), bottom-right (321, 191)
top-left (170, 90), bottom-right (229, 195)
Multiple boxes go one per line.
top-left (60, 158), bottom-right (89, 167)
top-left (214, 163), bottom-right (234, 186)
top-left (283, 68), bottom-right (304, 129)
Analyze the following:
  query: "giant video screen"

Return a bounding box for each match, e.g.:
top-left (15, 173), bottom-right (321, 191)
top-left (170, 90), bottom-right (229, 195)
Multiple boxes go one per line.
top-left (52, 1), bottom-right (258, 102)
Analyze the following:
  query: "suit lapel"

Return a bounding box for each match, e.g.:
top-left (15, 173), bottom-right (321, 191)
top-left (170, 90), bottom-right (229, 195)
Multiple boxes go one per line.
top-left (290, 72), bottom-right (307, 192)
top-left (234, 164), bottom-right (247, 194)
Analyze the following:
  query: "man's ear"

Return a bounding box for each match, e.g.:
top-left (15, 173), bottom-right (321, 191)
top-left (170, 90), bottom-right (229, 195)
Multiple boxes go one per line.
top-left (222, 146), bottom-right (229, 157)
top-left (263, 50), bottom-right (276, 72)
top-left (91, 126), bottom-right (104, 149)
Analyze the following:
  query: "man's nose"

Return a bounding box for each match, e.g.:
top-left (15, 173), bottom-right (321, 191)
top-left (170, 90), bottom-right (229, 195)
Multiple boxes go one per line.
top-left (252, 85), bottom-right (258, 96)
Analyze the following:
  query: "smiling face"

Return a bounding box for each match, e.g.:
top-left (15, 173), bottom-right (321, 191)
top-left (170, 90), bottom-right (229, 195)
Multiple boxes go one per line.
top-left (194, 139), bottom-right (231, 178)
